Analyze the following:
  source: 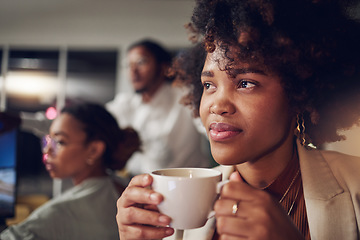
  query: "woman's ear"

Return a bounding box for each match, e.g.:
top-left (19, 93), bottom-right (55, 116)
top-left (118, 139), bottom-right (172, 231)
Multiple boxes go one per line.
top-left (87, 140), bottom-right (106, 165)
top-left (161, 63), bottom-right (171, 77)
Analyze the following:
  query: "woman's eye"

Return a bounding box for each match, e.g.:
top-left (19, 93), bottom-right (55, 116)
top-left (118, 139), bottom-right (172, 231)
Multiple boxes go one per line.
top-left (203, 82), bottom-right (215, 91)
top-left (203, 82), bottom-right (211, 89)
top-left (238, 80), bottom-right (256, 89)
top-left (55, 139), bottom-right (65, 146)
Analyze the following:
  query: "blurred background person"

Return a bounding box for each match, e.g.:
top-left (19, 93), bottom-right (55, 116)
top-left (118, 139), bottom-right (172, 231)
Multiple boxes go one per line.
top-left (1, 102), bottom-right (141, 240)
top-left (106, 39), bottom-right (212, 178)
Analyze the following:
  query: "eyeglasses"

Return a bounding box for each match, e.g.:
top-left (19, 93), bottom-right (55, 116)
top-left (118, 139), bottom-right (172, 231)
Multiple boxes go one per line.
top-left (42, 135), bottom-right (61, 156)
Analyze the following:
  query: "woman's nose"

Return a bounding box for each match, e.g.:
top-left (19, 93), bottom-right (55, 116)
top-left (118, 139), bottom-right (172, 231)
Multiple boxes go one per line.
top-left (42, 136), bottom-right (50, 153)
top-left (42, 142), bottom-right (54, 157)
top-left (209, 92), bottom-right (236, 115)
top-left (43, 144), bottom-right (50, 154)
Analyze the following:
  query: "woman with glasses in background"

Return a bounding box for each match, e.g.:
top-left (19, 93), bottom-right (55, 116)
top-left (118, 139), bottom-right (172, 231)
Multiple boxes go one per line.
top-left (1, 102), bottom-right (141, 240)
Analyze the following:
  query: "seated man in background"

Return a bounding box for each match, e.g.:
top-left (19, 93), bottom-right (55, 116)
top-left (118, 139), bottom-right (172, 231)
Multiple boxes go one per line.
top-left (106, 39), bottom-right (211, 177)
top-left (1, 102), bottom-right (141, 240)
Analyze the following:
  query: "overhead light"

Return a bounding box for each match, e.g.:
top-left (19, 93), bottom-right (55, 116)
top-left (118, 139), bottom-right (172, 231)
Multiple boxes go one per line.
top-left (0, 71), bottom-right (58, 102)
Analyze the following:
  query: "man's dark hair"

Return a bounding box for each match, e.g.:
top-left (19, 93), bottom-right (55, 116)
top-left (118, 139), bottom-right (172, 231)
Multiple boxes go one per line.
top-left (128, 39), bottom-right (172, 65)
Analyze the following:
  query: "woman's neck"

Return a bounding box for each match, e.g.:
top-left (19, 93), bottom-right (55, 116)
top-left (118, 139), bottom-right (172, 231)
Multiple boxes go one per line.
top-left (72, 167), bottom-right (107, 186)
top-left (236, 139), bottom-right (296, 189)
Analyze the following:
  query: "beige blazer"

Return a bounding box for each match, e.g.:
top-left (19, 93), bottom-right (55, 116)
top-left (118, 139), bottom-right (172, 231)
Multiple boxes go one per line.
top-left (166, 142), bottom-right (360, 240)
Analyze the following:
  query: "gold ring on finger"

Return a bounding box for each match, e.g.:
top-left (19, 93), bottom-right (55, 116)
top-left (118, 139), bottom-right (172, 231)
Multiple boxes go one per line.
top-left (232, 201), bottom-right (239, 215)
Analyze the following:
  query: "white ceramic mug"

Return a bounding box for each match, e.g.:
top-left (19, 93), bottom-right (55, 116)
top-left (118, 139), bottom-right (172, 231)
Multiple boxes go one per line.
top-left (150, 168), bottom-right (226, 230)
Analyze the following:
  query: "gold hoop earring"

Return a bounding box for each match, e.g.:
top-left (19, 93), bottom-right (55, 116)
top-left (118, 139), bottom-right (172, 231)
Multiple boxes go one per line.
top-left (296, 114), bottom-right (306, 146)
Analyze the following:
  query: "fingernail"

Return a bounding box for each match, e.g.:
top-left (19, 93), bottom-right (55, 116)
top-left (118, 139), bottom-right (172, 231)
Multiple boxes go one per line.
top-left (143, 174), bottom-right (151, 184)
top-left (159, 215), bottom-right (170, 224)
top-left (165, 228), bottom-right (174, 236)
top-left (150, 193), bottom-right (161, 202)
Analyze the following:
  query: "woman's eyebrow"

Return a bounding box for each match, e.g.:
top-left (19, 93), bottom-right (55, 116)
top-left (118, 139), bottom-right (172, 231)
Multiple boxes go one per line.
top-left (232, 68), bottom-right (267, 76)
top-left (201, 71), bottom-right (214, 77)
top-left (53, 131), bottom-right (68, 138)
top-left (201, 68), bottom-right (267, 78)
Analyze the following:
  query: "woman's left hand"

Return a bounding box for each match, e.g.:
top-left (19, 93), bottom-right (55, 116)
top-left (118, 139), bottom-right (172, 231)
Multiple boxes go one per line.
top-left (214, 171), bottom-right (304, 240)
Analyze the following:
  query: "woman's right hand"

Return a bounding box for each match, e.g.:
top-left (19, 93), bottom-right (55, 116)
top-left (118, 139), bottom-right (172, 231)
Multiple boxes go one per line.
top-left (116, 174), bottom-right (175, 240)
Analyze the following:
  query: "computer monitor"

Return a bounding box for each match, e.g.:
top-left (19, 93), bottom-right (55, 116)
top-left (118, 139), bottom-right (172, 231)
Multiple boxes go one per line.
top-left (0, 113), bottom-right (20, 223)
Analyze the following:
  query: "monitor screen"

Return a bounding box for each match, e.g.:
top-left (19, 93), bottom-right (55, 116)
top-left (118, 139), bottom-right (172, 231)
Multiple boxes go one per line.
top-left (0, 118), bottom-right (18, 221)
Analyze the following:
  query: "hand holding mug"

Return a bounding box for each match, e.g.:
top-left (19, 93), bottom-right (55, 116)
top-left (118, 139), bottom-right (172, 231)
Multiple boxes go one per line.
top-left (214, 171), bottom-right (304, 240)
top-left (116, 174), bottom-right (174, 240)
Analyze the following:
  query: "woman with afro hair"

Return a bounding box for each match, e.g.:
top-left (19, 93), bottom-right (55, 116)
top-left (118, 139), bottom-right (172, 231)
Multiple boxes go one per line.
top-left (116, 0), bottom-right (360, 239)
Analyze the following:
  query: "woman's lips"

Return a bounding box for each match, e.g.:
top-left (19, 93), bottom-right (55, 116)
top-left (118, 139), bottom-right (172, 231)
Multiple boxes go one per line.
top-left (209, 122), bottom-right (242, 141)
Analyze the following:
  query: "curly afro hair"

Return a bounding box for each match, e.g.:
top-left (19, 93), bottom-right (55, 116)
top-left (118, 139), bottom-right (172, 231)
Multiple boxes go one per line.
top-left (174, 0), bottom-right (360, 146)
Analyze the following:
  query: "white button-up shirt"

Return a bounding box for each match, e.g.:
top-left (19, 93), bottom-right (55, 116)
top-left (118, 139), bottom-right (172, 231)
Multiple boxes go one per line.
top-left (106, 82), bottom-right (211, 176)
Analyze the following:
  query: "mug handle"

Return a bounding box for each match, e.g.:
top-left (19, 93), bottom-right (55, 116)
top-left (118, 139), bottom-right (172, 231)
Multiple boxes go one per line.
top-left (207, 180), bottom-right (230, 219)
